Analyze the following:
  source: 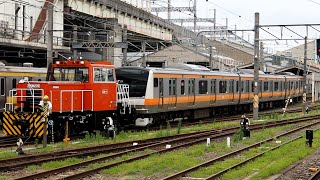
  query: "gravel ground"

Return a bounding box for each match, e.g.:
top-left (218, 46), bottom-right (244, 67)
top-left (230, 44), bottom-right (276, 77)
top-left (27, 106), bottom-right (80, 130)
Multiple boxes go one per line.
top-left (270, 138), bottom-right (320, 180)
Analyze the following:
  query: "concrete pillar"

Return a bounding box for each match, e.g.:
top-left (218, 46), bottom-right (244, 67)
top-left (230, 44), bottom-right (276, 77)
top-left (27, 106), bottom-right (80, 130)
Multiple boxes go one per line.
top-left (106, 19), bottom-right (122, 67)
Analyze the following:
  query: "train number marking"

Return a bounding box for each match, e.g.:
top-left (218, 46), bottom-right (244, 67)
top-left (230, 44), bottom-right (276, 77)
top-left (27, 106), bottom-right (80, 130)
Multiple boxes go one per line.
top-left (102, 89), bottom-right (108, 94)
top-left (27, 84), bottom-right (40, 89)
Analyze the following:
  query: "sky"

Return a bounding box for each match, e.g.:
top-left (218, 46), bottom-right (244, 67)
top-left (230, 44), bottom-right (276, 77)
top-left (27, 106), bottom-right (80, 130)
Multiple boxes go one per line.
top-left (152, 0), bottom-right (320, 52)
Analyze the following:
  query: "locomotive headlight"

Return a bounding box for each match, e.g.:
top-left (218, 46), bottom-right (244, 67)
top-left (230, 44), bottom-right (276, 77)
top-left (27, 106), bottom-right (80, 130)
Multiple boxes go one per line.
top-left (55, 61), bottom-right (60, 64)
top-left (80, 61), bottom-right (85, 65)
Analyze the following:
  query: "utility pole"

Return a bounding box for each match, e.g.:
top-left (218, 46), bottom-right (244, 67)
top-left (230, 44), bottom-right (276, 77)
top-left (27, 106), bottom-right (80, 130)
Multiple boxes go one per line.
top-left (142, 41), bottom-right (146, 67)
top-left (193, 0), bottom-right (197, 32)
top-left (44, 2), bottom-right (53, 148)
top-left (260, 42), bottom-right (264, 68)
top-left (168, 0), bottom-right (171, 20)
top-left (303, 36), bottom-right (307, 114)
top-left (213, 9), bottom-right (216, 40)
top-left (225, 18), bottom-right (228, 38)
top-left (123, 25), bottom-right (128, 66)
top-left (253, 12), bottom-right (260, 120)
top-left (73, 25), bottom-right (77, 60)
top-left (209, 45), bottom-right (213, 70)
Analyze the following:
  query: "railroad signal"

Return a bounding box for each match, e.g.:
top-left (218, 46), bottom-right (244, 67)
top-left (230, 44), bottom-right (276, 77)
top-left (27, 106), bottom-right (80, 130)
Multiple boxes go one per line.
top-left (306, 130), bottom-right (313, 147)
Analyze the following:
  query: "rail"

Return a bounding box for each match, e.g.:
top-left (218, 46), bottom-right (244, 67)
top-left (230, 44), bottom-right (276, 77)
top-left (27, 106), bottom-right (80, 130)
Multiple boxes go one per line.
top-left (58, 90), bottom-right (93, 113)
top-left (5, 88), bottom-right (44, 113)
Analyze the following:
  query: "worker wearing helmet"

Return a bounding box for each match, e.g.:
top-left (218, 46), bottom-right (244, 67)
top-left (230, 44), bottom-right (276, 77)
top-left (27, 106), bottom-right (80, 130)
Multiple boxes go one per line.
top-left (39, 95), bottom-right (52, 115)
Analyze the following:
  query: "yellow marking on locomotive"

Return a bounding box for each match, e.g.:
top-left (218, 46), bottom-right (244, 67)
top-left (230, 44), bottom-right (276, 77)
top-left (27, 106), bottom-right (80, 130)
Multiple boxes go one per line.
top-left (2, 112), bottom-right (47, 137)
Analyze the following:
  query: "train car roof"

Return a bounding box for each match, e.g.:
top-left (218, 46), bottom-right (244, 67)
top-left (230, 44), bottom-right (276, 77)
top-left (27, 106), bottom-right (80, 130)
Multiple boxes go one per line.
top-left (0, 65), bottom-right (47, 73)
top-left (117, 66), bottom-right (303, 79)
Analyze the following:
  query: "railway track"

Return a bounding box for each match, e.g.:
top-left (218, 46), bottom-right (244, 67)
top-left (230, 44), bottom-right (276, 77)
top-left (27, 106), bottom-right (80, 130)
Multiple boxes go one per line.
top-left (309, 168), bottom-right (320, 180)
top-left (162, 123), bottom-right (319, 180)
top-left (12, 115), bottom-right (320, 180)
top-left (0, 104), bottom-right (315, 149)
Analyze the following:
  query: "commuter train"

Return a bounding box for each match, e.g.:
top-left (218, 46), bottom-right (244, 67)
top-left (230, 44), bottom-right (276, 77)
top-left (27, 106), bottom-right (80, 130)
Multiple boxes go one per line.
top-left (0, 61), bottom-right (304, 140)
top-left (0, 64), bottom-right (46, 112)
top-left (116, 64), bottom-right (304, 126)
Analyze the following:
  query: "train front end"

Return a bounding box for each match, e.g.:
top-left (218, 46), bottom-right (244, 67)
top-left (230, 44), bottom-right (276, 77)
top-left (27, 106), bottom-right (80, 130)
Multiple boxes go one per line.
top-left (1, 60), bottom-right (118, 140)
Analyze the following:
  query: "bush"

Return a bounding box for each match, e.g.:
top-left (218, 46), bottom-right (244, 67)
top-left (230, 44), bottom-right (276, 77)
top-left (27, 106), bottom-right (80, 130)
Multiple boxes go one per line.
top-left (233, 128), bottom-right (244, 142)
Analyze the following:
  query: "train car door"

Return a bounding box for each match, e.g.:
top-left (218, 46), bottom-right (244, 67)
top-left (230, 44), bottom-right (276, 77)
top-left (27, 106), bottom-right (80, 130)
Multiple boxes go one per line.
top-left (0, 78), bottom-right (5, 110)
top-left (270, 80), bottom-right (274, 99)
top-left (210, 79), bottom-right (216, 105)
top-left (259, 80), bottom-right (263, 98)
top-left (230, 80), bottom-right (235, 103)
top-left (168, 79), bottom-right (177, 109)
top-left (158, 78), bottom-right (164, 108)
top-left (188, 79), bottom-right (195, 107)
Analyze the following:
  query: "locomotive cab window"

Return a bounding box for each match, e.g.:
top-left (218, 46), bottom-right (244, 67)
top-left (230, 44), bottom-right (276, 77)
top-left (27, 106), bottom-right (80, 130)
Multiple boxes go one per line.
top-left (52, 67), bottom-right (89, 82)
top-left (94, 68), bottom-right (114, 82)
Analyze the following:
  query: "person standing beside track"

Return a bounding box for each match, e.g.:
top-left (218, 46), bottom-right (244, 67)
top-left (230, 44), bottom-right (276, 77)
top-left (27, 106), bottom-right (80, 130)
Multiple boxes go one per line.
top-left (39, 95), bottom-right (52, 115)
top-left (240, 114), bottom-right (250, 138)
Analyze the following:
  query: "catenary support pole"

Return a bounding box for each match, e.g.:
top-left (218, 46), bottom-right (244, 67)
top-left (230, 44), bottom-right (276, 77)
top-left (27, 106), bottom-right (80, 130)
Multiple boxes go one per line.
top-left (209, 45), bottom-right (213, 70)
top-left (44, 3), bottom-right (53, 148)
top-left (73, 25), bottom-right (77, 60)
top-left (123, 25), bottom-right (128, 66)
top-left (253, 12), bottom-right (260, 120)
top-left (303, 36), bottom-right (307, 114)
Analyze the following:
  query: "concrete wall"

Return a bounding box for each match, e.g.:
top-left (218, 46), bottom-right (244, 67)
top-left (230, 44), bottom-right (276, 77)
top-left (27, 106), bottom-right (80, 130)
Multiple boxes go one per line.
top-left (209, 40), bottom-right (254, 64)
top-left (279, 40), bottom-right (315, 61)
top-left (67, 0), bottom-right (172, 41)
top-left (133, 45), bottom-right (235, 70)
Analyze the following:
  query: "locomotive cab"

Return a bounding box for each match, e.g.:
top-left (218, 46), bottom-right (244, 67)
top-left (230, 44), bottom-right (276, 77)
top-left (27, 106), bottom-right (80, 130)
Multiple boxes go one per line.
top-left (2, 60), bottom-right (120, 140)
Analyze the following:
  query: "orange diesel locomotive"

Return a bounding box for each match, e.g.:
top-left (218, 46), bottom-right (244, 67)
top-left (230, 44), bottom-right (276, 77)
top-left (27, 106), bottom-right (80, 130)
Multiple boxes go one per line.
top-left (2, 60), bottom-right (131, 139)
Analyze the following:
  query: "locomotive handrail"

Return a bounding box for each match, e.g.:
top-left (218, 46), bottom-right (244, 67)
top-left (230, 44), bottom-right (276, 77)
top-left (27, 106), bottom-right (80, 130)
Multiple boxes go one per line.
top-left (59, 90), bottom-right (94, 113)
top-left (5, 88), bottom-right (44, 113)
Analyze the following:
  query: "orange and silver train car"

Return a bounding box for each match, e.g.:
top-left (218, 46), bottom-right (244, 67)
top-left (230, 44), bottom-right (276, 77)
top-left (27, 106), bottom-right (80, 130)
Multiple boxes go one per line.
top-left (116, 64), bottom-right (304, 126)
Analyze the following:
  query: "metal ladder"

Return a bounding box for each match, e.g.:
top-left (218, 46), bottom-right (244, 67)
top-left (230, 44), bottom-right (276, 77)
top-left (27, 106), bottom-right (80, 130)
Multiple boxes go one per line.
top-left (117, 84), bottom-right (131, 114)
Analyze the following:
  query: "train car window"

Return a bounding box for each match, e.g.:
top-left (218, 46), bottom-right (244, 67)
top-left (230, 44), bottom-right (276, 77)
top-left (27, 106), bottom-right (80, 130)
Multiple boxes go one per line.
top-left (169, 80), bottom-right (172, 95)
top-left (246, 81), bottom-right (250, 92)
top-left (173, 79), bottom-right (176, 95)
top-left (251, 81), bottom-right (254, 92)
top-left (241, 81), bottom-right (245, 92)
top-left (229, 81), bottom-right (234, 93)
top-left (154, 78), bottom-right (158, 87)
top-left (296, 81), bottom-right (299, 89)
top-left (264, 82), bottom-right (269, 91)
top-left (38, 79), bottom-right (41, 81)
top-left (274, 82), bottom-right (279, 91)
top-left (199, 80), bottom-right (208, 94)
top-left (12, 79), bottom-right (17, 89)
top-left (181, 80), bottom-right (185, 95)
top-left (236, 81), bottom-right (239, 92)
top-left (219, 81), bottom-right (227, 93)
top-left (0, 78), bottom-right (4, 96)
top-left (290, 81), bottom-right (294, 89)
